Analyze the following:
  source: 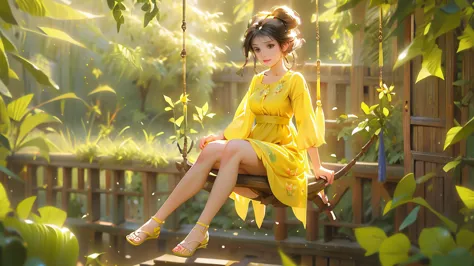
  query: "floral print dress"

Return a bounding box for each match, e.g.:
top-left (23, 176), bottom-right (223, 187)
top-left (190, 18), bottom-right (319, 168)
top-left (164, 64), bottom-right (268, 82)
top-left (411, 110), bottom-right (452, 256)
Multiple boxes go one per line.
top-left (224, 70), bottom-right (325, 228)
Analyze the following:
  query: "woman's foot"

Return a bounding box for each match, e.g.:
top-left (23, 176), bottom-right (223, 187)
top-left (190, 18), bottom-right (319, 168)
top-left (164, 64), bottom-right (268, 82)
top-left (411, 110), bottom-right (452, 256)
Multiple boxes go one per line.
top-left (172, 222), bottom-right (209, 257)
top-left (126, 216), bottom-right (164, 246)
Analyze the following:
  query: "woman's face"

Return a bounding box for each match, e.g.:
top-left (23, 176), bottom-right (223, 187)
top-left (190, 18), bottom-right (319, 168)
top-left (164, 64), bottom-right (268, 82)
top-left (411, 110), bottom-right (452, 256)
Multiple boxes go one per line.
top-left (251, 35), bottom-right (287, 67)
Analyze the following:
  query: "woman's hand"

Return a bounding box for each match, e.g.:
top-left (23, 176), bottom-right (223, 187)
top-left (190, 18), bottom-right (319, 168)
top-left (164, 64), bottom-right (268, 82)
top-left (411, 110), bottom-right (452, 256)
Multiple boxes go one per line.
top-left (199, 133), bottom-right (224, 150)
top-left (314, 166), bottom-right (335, 185)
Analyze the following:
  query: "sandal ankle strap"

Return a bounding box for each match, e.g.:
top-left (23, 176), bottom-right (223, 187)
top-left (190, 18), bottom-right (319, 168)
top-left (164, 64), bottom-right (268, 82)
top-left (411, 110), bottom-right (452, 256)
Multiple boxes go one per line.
top-left (151, 216), bottom-right (165, 224)
top-left (196, 221), bottom-right (209, 229)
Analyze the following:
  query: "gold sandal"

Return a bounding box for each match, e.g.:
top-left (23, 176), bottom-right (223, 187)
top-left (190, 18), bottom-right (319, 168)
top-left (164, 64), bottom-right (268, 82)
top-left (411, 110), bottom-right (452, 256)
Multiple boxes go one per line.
top-left (126, 216), bottom-right (164, 246)
top-left (172, 221), bottom-right (209, 257)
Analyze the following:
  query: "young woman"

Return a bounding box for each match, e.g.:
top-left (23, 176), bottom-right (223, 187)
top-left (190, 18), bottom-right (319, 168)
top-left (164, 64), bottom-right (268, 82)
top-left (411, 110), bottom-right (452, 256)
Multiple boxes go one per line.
top-left (126, 5), bottom-right (335, 257)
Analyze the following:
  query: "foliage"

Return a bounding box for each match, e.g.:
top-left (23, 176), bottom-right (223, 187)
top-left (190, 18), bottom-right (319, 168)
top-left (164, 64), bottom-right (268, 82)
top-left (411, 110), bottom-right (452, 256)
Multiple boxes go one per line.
top-left (0, 0), bottom-right (99, 98)
top-left (317, 0), bottom-right (353, 62)
top-left (355, 173), bottom-right (474, 266)
top-left (337, 83), bottom-right (403, 164)
top-left (0, 183), bottom-right (79, 266)
top-left (0, 93), bottom-right (85, 166)
top-left (163, 93), bottom-right (216, 150)
top-left (95, 0), bottom-right (228, 117)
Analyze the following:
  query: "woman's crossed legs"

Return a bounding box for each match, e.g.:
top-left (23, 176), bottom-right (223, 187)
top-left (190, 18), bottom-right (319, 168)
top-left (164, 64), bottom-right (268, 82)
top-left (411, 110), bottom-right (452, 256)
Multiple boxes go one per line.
top-left (126, 139), bottom-right (266, 249)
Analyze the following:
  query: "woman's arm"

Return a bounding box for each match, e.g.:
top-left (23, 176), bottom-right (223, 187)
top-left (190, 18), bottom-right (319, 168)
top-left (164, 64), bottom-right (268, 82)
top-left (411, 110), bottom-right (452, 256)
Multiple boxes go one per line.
top-left (307, 147), bottom-right (334, 184)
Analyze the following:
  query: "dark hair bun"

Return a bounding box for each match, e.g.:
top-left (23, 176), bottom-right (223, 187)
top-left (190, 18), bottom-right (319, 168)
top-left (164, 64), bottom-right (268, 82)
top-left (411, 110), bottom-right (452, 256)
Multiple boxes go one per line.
top-left (271, 6), bottom-right (301, 30)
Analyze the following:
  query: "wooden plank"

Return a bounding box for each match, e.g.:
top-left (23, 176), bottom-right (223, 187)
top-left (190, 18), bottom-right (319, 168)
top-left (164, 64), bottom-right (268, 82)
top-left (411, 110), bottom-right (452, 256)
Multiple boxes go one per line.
top-left (371, 181), bottom-right (381, 219)
top-left (352, 177), bottom-right (362, 224)
top-left (77, 168), bottom-right (85, 190)
top-left (166, 174), bottom-right (181, 231)
top-left (410, 117), bottom-right (445, 128)
top-left (414, 160), bottom-right (424, 239)
top-left (315, 256), bottom-right (327, 266)
top-left (44, 166), bottom-right (55, 206)
top-left (25, 165), bottom-right (37, 198)
top-left (329, 258), bottom-right (341, 266)
top-left (274, 207), bottom-right (287, 241)
top-left (62, 167), bottom-right (72, 211)
top-left (105, 170), bottom-right (111, 217)
top-left (301, 255), bottom-right (314, 266)
top-left (306, 200), bottom-right (319, 241)
top-left (425, 163), bottom-right (436, 228)
top-left (112, 170), bottom-right (125, 225)
top-left (142, 172), bottom-right (157, 223)
top-left (87, 168), bottom-right (101, 222)
top-left (444, 31), bottom-right (455, 156)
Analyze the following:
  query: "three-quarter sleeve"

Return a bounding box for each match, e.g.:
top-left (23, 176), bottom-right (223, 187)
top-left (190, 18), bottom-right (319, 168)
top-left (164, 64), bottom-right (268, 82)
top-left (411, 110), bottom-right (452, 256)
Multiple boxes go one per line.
top-left (290, 73), bottom-right (326, 149)
top-left (223, 76), bottom-right (257, 140)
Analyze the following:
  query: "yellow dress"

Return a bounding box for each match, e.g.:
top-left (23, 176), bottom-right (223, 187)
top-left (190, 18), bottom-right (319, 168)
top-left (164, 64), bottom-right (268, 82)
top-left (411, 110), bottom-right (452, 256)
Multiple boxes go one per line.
top-left (224, 70), bottom-right (325, 229)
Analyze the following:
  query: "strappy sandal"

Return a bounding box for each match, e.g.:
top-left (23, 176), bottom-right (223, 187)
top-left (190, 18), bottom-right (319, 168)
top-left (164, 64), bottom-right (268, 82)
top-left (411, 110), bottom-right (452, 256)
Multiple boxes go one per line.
top-left (126, 216), bottom-right (164, 246)
top-left (171, 221), bottom-right (209, 257)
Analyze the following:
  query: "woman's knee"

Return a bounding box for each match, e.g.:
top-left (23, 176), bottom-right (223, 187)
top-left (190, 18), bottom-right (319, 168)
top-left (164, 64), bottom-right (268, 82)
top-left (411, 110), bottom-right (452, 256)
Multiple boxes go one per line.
top-left (223, 140), bottom-right (246, 158)
top-left (197, 141), bottom-right (225, 163)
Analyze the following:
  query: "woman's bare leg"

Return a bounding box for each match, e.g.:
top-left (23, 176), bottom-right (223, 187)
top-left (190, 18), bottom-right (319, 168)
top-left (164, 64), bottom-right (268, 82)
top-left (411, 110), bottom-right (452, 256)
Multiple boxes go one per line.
top-left (173, 140), bottom-right (266, 252)
top-left (127, 140), bottom-right (226, 242)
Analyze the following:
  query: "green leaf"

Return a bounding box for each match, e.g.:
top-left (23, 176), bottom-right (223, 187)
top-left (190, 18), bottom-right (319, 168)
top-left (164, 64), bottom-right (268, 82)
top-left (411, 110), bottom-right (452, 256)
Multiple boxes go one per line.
top-left (34, 206), bottom-right (67, 227)
top-left (431, 248), bottom-right (474, 266)
top-left (361, 102), bottom-right (370, 114)
top-left (430, 9), bottom-right (462, 39)
top-left (16, 196), bottom-right (37, 220)
top-left (457, 25), bottom-right (474, 52)
top-left (0, 79), bottom-right (11, 98)
top-left (33, 92), bottom-right (85, 110)
top-left (399, 206), bottom-right (420, 231)
top-left (453, 79), bottom-right (471, 86)
top-left (17, 112), bottom-right (61, 145)
top-left (0, 94), bottom-right (10, 134)
top-left (85, 252), bottom-right (106, 266)
top-left (416, 172), bottom-right (436, 184)
top-left (456, 229), bottom-right (474, 251)
top-left (0, 133), bottom-right (10, 150)
top-left (17, 137), bottom-right (50, 162)
top-left (144, 4), bottom-right (159, 27)
top-left (0, 29), bottom-right (18, 53)
top-left (3, 217), bottom-right (79, 266)
top-left (202, 102), bottom-right (209, 115)
top-left (16, 0), bottom-right (46, 16)
top-left (383, 107), bottom-right (390, 117)
top-left (175, 116), bottom-right (184, 127)
top-left (0, 165), bottom-right (21, 182)
top-left (7, 94), bottom-right (34, 122)
top-left (379, 233), bottom-right (410, 266)
top-left (444, 116), bottom-right (474, 150)
top-left (419, 227), bottom-right (456, 258)
top-left (0, 0), bottom-right (18, 24)
top-left (88, 85), bottom-right (116, 96)
top-left (411, 197), bottom-right (457, 232)
top-left (163, 95), bottom-right (174, 107)
top-left (41, 0), bottom-right (102, 20)
top-left (278, 249), bottom-right (297, 266)
top-left (335, 0), bottom-right (363, 12)
top-left (392, 173), bottom-right (416, 206)
top-left (394, 36), bottom-right (424, 70)
top-left (416, 43), bottom-right (444, 83)
top-left (0, 182), bottom-right (11, 219)
top-left (443, 156), bottom-right (462, 172)
top-left (0, 35), bottom-right (10, 85)
top-left (10, 53), bottom-right (59, 90)
top-left (37, 27), bottom-right (86, 48)
top-left (354, 227), bottom-right (387, 256)
top-left (456, 186), bottom-right (474, 209)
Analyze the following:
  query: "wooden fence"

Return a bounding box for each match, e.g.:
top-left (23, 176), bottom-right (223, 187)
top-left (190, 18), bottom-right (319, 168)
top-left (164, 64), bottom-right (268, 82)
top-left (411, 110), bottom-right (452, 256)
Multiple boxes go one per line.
top-left (2, 153), bottom-right (404, 265)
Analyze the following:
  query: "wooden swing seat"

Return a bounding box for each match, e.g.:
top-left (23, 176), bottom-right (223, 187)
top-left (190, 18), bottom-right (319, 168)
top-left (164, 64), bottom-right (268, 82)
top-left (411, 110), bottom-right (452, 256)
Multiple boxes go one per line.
top-left (176, 135), bottom-right (377, 220)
